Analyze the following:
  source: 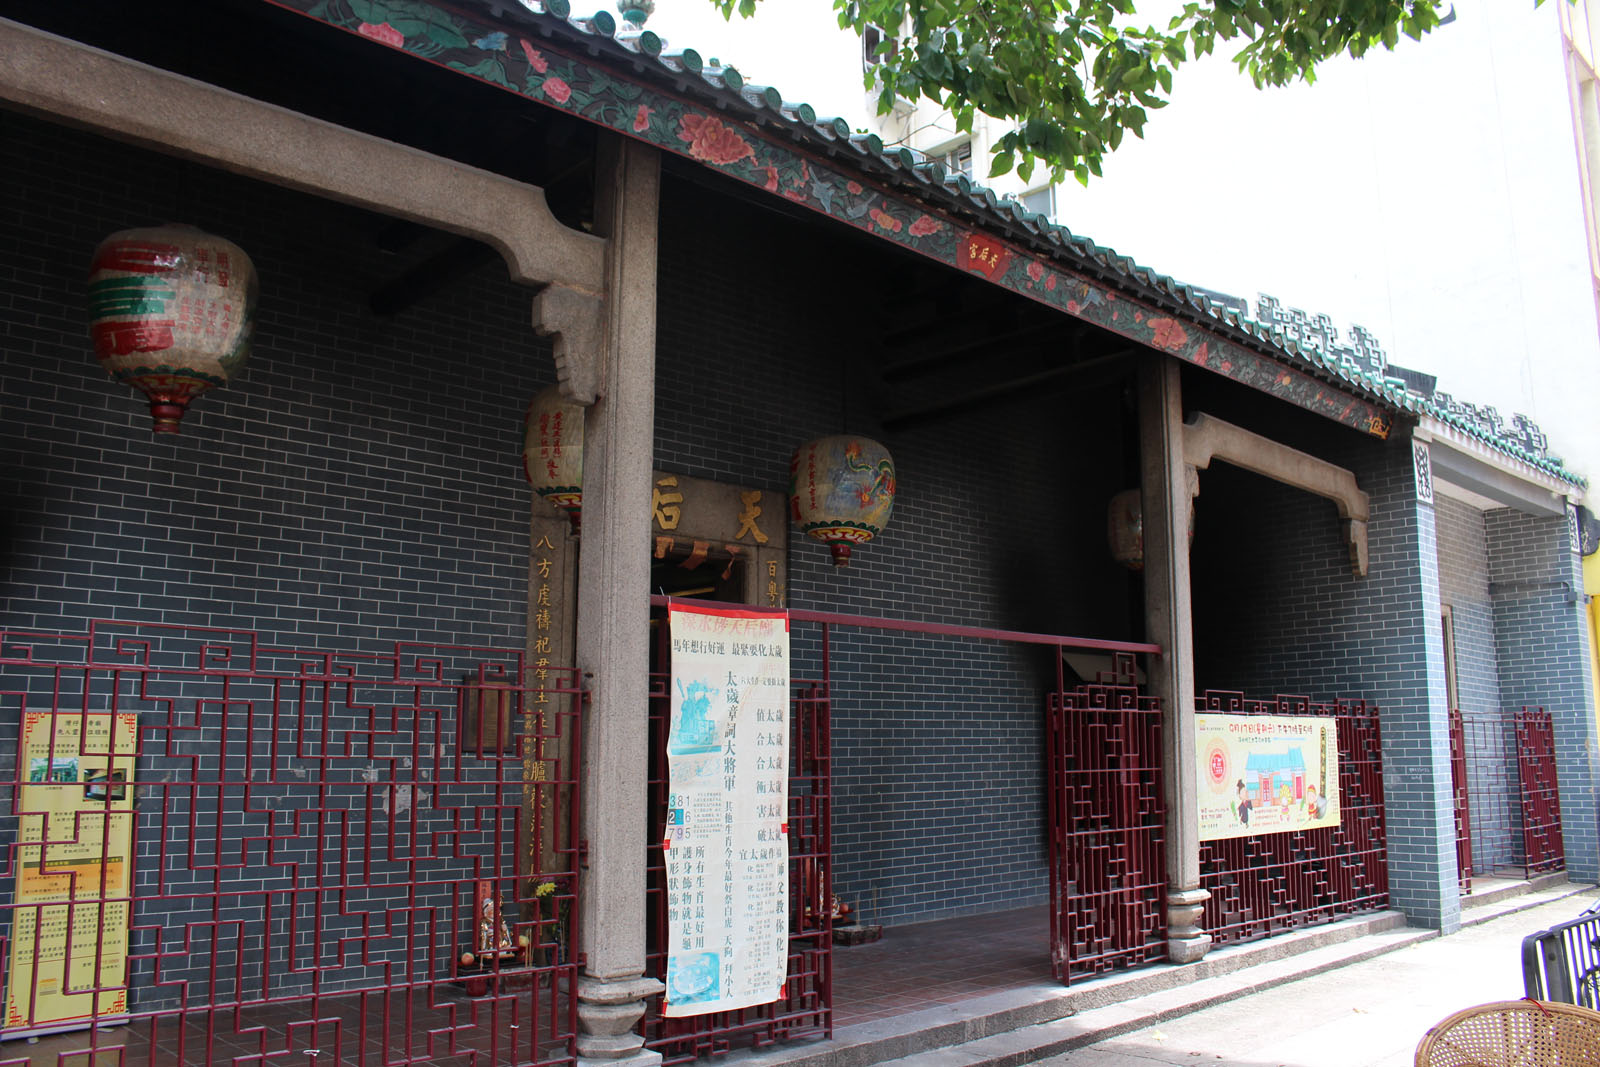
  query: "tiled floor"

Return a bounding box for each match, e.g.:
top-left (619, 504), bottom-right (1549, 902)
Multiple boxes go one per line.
top-left (831, 905), bottom-right (1052, 1027)
top-left (4, 907), bottom-right (1052, 1063)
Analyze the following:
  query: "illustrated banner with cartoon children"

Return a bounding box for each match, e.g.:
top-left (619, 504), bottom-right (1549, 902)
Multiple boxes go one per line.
top-left (1196, 714), bottom-right (1340, 841)
top-left (663, 603), bottom-right (789, 1018)
top-left (5, 711), bottom-right (138, 1035)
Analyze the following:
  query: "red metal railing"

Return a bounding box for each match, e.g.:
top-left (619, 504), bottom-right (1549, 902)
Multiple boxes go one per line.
top-left (1447, 709), bottom-right (1474, 892)
top-left (0, 620), bottom-right (580, 1067)
top-left (1454, 708), bottom-right (1564, 879)
top-left (1454, 710), bottom-right (1524, 876)
top-left (1197, 692), bottom-right (1387, 947)
top-left (1046, 655), bottom-right (1167, 982)
top-left (1515, 708), bottom-right (1565, 876)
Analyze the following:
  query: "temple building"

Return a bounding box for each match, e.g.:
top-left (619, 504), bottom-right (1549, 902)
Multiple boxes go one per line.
top-left (0, 1), bottom-right (1594, 1064)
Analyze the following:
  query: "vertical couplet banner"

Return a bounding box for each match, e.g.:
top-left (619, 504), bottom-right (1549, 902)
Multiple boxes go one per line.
top-left (1196, 713), bottom-right (1340, 842)
top-left (663, 603), bottom-right (790, 1018)
top-left (4, 712), bottom-right (138, 1035)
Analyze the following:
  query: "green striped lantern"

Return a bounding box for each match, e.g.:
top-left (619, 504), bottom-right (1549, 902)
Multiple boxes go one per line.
top-left (789, 435), bottom-right (896, 566)
top-left (523, 385), bottom-right (585, 532)
top-left (87, 226), bottom-right (257, 433)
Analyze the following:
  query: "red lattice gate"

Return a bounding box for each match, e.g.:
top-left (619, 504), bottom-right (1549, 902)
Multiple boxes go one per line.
top-left (1197, 692), bottom-right (1387, 947)
top-left (1448, 709), bottom-right (1475, 892)
top-left (1045, 656), bottom-right (1168, 983)
top-left (1452, 708), bottom-right (1564, 881)
top-left (0, 621), bottom-right (580, 1067)
top-left (1515, 708), bottom-right (1565, 876)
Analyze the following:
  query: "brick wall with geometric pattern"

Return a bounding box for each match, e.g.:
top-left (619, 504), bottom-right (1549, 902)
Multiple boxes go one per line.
top-left (1187, 385), bottom-right (1459, 930)
top-left (1485, 507), bottom-right (1600, 881)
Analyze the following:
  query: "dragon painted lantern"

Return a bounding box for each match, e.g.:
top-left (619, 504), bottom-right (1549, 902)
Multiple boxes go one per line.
top-left (522, 384), bottom-right (585, 531)
top-left (789, 435), bottom-right (896, 566)
top-left (87, 226), bottom-right (257, 433)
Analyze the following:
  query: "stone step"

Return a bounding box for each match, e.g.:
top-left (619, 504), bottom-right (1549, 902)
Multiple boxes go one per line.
top-left (734, 879), bottom-right (1596, 1067)
top-left (865, 879), bottom-right (1597, 1067)
top-left (1459, 871), bottom-right (1574, 917)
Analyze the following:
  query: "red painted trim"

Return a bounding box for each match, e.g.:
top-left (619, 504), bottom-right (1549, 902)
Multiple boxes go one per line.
top-left (650, 594), bottom-right (1160, 654)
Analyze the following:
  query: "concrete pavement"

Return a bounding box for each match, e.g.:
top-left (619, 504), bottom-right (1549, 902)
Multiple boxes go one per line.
top-left (1035, 890), bottom-right (1600, 1067)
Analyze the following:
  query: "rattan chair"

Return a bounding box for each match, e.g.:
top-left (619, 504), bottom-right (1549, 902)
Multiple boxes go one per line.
top-left (1416, 1000), bottom-right (1600, 1067)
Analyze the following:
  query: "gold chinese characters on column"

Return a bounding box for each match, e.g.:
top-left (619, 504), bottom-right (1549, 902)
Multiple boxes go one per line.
top-left (528, 529), bottom-right (562, 873)
top-left (5, 712), bottom-right (138, 1035)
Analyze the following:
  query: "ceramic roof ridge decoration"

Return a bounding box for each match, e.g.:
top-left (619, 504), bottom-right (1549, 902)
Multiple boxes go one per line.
top-left (284, 0), bottom-right (1583, 488)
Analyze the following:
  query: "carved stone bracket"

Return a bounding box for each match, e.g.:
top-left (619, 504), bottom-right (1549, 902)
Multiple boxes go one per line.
top-left (0, 19), bottom-right (607, 297)
top-left (533, 284), bottom-right (605, 405)
top-left (1183, 412), bottom-right (1371, 578)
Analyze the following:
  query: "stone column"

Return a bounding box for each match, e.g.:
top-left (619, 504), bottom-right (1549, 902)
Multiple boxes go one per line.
top-left (1137, 354), bottom-right (1210, 964)
top-left (569, 133), bottom-right (663, 1067)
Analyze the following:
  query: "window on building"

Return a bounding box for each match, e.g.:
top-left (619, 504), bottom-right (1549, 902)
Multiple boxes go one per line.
top-left (862, 25), bottom-right (897, 69)
top-left (1020, 185), bottom-right (1055, 220)
top-left (940, 141), bottom-right (973, 179)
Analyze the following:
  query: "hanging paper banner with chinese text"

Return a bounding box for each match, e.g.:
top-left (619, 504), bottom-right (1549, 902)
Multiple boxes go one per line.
top-left (5, 712), bottom-right (138, 1035)
top-left (664, 603), bottom-right (789, 1018)
top-left (1196, 714), bottom-right (1339, 842)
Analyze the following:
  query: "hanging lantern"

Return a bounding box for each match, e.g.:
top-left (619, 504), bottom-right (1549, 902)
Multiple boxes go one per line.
top-left (1107, 488), bottom-right (1195, 571)
top-left (87, 225), bottom-right (257, 433)
top-left (522, 385), bottom-right (584, 532)
top-left (789, 435), bottom-right (896, 566)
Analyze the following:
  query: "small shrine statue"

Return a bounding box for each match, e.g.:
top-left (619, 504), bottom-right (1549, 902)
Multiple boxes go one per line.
top-left (474, 880), bottom-right (515, 957)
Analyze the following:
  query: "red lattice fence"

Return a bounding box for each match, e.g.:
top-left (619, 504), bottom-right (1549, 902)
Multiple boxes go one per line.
top-left (1046, 655), bottom-right (1168, 983)
top-left (0, 620), bottom-right (579, 1067)
top-left (1197, 691), bottom-right (1387, 947)
top-left (1515, 708), bottom-right (1565, 876)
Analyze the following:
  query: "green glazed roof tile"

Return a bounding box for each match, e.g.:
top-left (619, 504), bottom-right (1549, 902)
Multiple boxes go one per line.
top-left (497, 0), bottom-right (1584, 489)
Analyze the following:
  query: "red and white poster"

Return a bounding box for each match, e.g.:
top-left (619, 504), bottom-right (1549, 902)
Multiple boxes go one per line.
top-left (662, 603), bottom-right (789, 1018)
top-left (1196, 714), bottom-right (1340, 842)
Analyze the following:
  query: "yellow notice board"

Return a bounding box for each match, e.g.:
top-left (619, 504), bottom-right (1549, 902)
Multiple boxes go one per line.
top-left (1196, 714), bottom-right (1339, 842)
top-left (4, 712), bottom-right (138, 1036)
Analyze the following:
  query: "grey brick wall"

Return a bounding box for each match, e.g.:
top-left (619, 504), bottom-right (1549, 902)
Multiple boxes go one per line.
top-left (1, 114), bottom-right (546, 1006)
top-left (1436, 498), bottom-right (1502, 718)
top-left (0, 114), bottom-right (540, 651)
top-left (1187, 393), bottom-right (1458, 930)
top-left (1485, 507), bottom-right (1600, 881)
top-left (1, 108), bottom-right (1150, 960)
top-left (653, 173), bottom-right (1139, 925)
top-left (1435, 495), bottom-right (1520, 873)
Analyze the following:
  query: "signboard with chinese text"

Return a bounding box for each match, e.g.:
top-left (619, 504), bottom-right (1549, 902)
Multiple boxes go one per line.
top-left (663, 603), bottom-right (789, 1018)
top-left (1196, 714), bottom-right (1339, 842)
top-left (4, 712), bottom-right (138, 1035)
top-left (525, 514), bottom-right (576, 901)
top-left (647, 471), bottom-right (786, 609)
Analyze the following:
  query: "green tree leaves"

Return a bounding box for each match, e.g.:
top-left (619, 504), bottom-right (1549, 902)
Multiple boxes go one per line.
top-left (711, 0), bottom-right (1460, 183)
